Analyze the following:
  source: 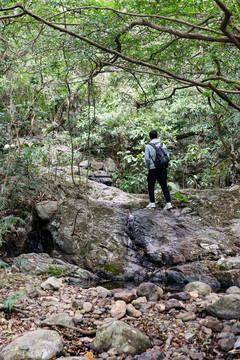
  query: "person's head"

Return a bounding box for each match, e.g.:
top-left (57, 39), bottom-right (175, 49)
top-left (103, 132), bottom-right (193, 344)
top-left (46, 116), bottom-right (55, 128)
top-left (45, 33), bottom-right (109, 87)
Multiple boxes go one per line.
top-left (149, 130), bottom-right (158, 139)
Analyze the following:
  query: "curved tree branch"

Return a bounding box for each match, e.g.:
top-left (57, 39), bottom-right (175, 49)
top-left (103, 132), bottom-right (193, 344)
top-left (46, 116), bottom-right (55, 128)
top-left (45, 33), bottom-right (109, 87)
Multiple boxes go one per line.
top-left (214, 0), bottom-right (240, 50)
top-left (0, 3), bottom-right (240, 112)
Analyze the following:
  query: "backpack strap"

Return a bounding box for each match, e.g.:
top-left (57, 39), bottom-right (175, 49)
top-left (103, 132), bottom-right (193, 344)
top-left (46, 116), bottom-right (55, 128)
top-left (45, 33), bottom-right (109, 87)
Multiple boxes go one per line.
top-left (148, 143), bottom-right (163, 164)
top-left (148, 142), bottom-right (168, 170)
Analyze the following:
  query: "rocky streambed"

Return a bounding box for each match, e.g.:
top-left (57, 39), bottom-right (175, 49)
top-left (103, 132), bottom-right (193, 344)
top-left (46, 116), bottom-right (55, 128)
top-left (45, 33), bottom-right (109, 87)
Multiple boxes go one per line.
top-left (1, 263), bottom-right (240, 360)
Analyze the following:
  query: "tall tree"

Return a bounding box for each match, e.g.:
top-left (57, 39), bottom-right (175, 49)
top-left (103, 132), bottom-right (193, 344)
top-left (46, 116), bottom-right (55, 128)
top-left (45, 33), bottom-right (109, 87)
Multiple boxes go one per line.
top-left (0, 0), bottom-right (239, 175)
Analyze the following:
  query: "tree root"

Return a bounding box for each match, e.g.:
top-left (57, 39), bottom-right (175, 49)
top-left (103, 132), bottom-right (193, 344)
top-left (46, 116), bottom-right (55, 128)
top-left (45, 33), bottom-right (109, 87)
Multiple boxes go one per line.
top-left (0, 304), bottom-right (29, 315)
top-left (42, 322), bottom-right (96, 336)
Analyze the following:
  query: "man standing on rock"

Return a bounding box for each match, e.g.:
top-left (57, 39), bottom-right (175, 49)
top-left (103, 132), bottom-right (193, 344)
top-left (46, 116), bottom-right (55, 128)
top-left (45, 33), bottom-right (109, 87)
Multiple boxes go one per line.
top-left (145, 130), bottom-right (172, 210)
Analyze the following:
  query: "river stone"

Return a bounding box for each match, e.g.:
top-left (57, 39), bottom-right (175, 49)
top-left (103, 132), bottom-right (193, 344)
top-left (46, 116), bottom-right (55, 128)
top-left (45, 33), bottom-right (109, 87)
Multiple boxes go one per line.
top-left (0, 329), bottom-right (63, 360)
top-left (165, 292), bottom-right (190, 301)
top-left (206, 294), bottom-right (240, 319)
top-left (126, 303), bottom-right (142, 318)
top-left (226, 286), bottom-right (240, 295)
top-left (43, 312), bottom-right (74, 327)
top-left (230, 322), bottom-right (240, 335)
top-left (41, 276), bottom-right (63, 290)
top-left (136, 282), bottom-right (163, 301)
top-left (110, 300), bottom-right (127, 319)
top-left (184, 281), bottom-right (212, 296)
top-left (218, 337), bottom-right (235, 351)
top-left (91, 320), bottom-right (152, 355)
top-left (113, 290), bottom-right (135, 303)
top-left (133, 349), bottom-right (165, 359)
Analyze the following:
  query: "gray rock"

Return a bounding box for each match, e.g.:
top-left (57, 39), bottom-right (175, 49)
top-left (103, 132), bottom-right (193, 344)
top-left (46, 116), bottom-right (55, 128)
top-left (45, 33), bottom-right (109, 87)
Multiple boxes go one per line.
top-left (184, 281), bottom-right (213, 296)
top-left (104, 157), bottom-right (118, 172)
top-left (206, 294), bottom-right (240, 319)
top-left (202, 318), bottom-right (223, 332)
top-left (91, 320), bottom-right (152, 355)
top-left (234, 337), bottom-right (240, 348)
top-left (82, 302), bottom-right (93, 313)
top-left (25, 284), bottom-right (38, 298)
top-left (0, 329), bottom-right (63, 360)
top-left (218, 337), bottom-right (235, 351)
top-left (96, 286), bottom-right (112, 298)
top-left (165, 298), bottom-right (183, 310)
top-left (173, 262), bottom-right (220, 291)
top-left (50, 198), bottom-right (127, 275)
top-left (226, 286), bottom-right (240, 295)
top-left (132, 297), bottom-right (147, 306)
top-left (213, 257), bottom-right (240, 288)
top-left (113, 290), bottom-right (135, 303)
top-left (126, 304), bottom-right (142, 318)
top-left (35, 201), bottom-right (58, 221)
top-left (41, 277), bottom-right (62, 290)
top-left (43, 312), bottom-right (74, 327)
top-left (176, 311), bottom-right (196, 322)
top-left (12, 253), bottom-right (78, 275)
top-left (136, 282), bottom-right (163, 301)
top-left (88, 171), bottom-right (113, 186)
top-left (133, 349), bottom-right (164, 359)
top-left (230, 322), bottom-right (240, 335)
top-left (165, 291), bottom-right (190, 301)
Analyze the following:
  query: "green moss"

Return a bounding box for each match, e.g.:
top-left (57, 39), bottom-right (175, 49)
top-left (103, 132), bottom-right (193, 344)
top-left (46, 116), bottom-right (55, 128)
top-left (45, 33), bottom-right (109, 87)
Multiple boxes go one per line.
top-left (100, 263), bottom-right (118, 274)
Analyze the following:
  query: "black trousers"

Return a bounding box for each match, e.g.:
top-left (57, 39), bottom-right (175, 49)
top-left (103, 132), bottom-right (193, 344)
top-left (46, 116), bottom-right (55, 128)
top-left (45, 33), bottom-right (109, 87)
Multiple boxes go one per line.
top-left (147, 168), bottom-right (171, 203)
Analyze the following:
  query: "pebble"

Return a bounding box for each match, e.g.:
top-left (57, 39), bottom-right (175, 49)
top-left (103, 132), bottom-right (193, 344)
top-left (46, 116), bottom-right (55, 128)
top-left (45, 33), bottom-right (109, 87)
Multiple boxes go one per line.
top-left (176, 311), bottom-right (196, 322)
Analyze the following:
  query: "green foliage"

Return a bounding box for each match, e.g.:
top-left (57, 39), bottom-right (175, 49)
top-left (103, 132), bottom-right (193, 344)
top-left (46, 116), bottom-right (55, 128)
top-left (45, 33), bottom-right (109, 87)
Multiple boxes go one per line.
top-left (0, 0), bottom-right (239, 213)
top-left (0, 290), bottom-right (25, 313)
top-left (0, 260), bottom-right (10, 269)
top-left (175, 192), bottom-right (189, 202)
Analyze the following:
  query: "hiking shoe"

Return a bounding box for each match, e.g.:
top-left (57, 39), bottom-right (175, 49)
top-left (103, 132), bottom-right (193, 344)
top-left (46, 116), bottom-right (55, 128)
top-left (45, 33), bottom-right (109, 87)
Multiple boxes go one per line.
top-left (163, 202), bottom-right (173, 210)
top-left (146, 202), bottom-right (156, 209)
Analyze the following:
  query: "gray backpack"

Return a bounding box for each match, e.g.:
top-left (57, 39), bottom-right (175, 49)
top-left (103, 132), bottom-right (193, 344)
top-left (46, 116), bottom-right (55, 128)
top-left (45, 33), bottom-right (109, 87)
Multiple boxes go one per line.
top-left (149, 143), bottom-right (169, 169)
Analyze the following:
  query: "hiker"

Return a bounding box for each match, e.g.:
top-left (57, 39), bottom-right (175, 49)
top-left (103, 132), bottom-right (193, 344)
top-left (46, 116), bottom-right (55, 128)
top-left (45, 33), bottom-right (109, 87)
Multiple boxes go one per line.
top-left (145, 130), bottom-right (172, 210)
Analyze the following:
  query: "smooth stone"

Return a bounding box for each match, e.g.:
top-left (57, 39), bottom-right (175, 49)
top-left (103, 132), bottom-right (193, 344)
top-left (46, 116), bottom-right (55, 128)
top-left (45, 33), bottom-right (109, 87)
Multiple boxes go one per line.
top-left (110, 300), bottom-right (126, 319)
top-left (184, 281), bottom-right (212, 296)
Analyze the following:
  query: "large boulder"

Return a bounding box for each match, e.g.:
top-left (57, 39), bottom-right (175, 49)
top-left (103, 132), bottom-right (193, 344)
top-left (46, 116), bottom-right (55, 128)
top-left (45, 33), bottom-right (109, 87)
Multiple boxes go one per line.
top-left (0, 329), bottom-right (64, 360)
top-left (206, 294), bottom-right (240, 319)
top-left (91, 320), bottom-right (152, 355)
top-left (50, 197), bottom-right (127, 274)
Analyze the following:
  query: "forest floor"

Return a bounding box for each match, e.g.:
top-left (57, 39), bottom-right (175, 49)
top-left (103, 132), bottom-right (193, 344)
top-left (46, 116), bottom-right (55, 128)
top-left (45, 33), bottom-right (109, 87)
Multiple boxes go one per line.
top-left (0, 268), bottom-right (239, 360)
